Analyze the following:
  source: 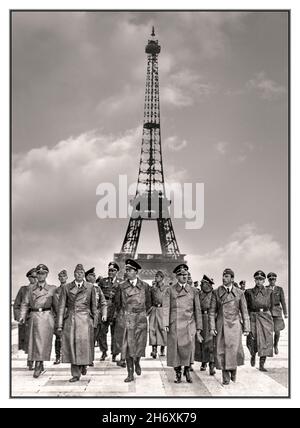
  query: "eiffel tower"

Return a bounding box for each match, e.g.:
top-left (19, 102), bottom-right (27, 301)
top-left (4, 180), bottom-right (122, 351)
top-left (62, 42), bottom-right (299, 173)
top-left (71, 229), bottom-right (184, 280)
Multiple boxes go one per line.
top-left (114, 27), bottom-right (186, 281)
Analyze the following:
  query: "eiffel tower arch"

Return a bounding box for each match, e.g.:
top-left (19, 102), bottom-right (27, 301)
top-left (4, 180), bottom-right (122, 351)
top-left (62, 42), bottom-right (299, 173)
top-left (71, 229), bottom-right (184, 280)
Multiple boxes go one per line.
top-left (114, 27), bottom-right (186, 281)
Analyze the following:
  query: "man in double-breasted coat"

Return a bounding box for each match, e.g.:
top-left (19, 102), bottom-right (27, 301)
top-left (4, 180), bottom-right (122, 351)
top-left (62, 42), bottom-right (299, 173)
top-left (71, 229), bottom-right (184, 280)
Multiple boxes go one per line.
top-left (13, 268), bottom-right (37, 370)
top-left (194, 275), bottom-right (216, 376)
top-left (209, 268), bottom-right (250, 385)
top-left (114, 259), bottom-right (152, 383)
top-left (19, 264), bottom-right (57, 378)
top-left (163, 264), bottom-right (202, 384)
top-left (98, 262), bottom-right (122, 362)
top-left (266, 272), bottom-right (288, 355)
top-left (149, 270), bottom-right (168, 358)
top-left (57, 264), bottom-right (107, 382)
top-left (245, 270), bottom-right (274, 371)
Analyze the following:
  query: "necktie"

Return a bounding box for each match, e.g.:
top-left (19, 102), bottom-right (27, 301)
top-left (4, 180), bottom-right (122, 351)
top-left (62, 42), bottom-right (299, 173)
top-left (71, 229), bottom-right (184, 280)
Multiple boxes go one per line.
top-left (39, 286), bottom-right (43, 291)
top-left (227, 287), bottom-right (230, 294)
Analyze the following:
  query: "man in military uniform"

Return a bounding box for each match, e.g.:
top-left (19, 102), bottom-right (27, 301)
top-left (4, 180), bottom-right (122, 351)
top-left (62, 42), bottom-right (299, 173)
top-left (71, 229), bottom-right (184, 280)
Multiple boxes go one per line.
top-left (245, 271), bottom-right (274, 371)
top-left (85, 267), bottom-right (107, 365)
top-left (209, 268), bottom-right (250, 385)
top-left (98, 262), bottom-right (122, 362)
top-left (53, 269), bottom-right (68, 365)
top-left (57, 264), bottom-right (106, 382)
top-left (163, 264), bottom-right (202, 384)
top-left (239, 280), bottom-right (246, 291)
top-left (149, 270), bottom-right (168, 358)
top-left (13, 268), bottom-right (37, 370)
top-left (19, 264), bottom-right (58, 378)
top-left (114, 259), bottom-right (152, 382)
top-left (266, 272), bottom-right (288, 355)
top-left (194, 275), bottom-right (216, 376)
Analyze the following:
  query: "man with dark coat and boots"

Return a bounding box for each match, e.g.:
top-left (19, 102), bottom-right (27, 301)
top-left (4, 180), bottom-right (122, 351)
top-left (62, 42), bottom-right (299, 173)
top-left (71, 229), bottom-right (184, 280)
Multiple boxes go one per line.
top-left (85, 267), bottom-right (107, 366)
top-left (266, 272), bottom-right (288, 355)
top-left (114, 259), bottom-right (152, 383)
top-left (245, 271), bottom-right (275, 372)
top-left (57, 264), bottom-right (107, 382)
top-left (13, 268), bottom-right (37, 370)
top-left (98, 262), bottom-right (122, 362)
top-left (194, 275), bottom-right (216, 376)
top-left (53, 269), bottom-right (68, 365)
top-left (163, 264), bottom-right (203, 384)
top-left (149, 271), bottom-right (168, 358)
top-left (19, 264), bottom-right (58, 378)
top-left (209, 268), bottom-right (250, 385)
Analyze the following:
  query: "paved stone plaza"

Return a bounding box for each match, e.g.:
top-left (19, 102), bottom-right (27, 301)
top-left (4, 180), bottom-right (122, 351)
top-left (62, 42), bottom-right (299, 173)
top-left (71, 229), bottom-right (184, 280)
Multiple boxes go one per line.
top-left (11, 325), bottom-right (289, 398)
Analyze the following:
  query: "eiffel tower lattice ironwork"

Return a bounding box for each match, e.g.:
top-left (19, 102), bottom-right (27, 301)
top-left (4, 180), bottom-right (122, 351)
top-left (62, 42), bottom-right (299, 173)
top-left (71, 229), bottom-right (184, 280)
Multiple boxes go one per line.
top-left (114, 28), bottom-right (186, 279)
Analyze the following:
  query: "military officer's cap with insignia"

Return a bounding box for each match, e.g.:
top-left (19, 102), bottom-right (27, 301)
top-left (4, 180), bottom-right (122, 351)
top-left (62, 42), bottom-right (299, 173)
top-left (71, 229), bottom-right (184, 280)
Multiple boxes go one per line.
top-left (74, 263), bottom-right (85, 272)
top-left (173, 263), bottom-right (188, 275)
top-left (267, 272), bottom-right (277, 279)
top-left (254, 270), bottom-right (266, 279)
top-left (201, 274), bottom-right (214, 285)
top-left (36, 264), bottom-right (49, 273)
top-left (223, 268), bottom-right (234, 278)
top-left (108, 262), bottom-right (119, 271)
top-left (58, 269), bottom-right (67, 276)
top-left (125, 259), bottom-right (141, 271)
top-left (85, 267), bottom-right (96, 277)
top-left (26, 268), bottom-right (37, 278)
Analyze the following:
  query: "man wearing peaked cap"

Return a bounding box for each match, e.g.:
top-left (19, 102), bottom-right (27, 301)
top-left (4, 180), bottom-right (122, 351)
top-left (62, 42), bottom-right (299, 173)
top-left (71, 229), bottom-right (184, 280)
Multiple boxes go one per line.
top-left (164, 263), bottom-right (202, 384)
top-left (13, 268), bottom-right (38, 371)
top-left (266, 272), bottom-right (287, 355)
top-left (53, 269), bottom-right (68, 365)
top-left (57, 264), bottom-right (107, 382)
top-left (245, 271), bottom-right (274, 371)
top-left (173, 264), bottom-right (188, 275)
top-left (209, 268), bottom-right (250, 385)
top-left (114, 259), bottom-right (152, 382)
top-left (195, 274), bottom-right (216, 375)
top-left (125, 259), bottom-right (141, 271)
top-left (19, 264), bottom-right (57, 379)
top-left (97, 261), bottom-right (121, 363)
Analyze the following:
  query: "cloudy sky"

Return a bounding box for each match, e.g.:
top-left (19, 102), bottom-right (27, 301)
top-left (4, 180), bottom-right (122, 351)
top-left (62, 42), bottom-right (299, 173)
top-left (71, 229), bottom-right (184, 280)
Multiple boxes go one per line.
top-left (12, 11), bottom-right (289, 296)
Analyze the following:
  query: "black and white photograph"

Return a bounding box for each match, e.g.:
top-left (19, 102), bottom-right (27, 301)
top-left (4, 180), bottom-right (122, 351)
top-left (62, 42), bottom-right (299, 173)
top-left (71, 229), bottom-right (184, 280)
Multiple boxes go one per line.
top-left (9, 8), bottom-right (290, 400)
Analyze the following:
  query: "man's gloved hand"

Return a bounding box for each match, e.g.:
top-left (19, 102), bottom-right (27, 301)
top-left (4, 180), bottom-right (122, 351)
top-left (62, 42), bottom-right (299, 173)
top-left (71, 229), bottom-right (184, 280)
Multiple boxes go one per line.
top-left (210, 329), bottom-right (217, 337)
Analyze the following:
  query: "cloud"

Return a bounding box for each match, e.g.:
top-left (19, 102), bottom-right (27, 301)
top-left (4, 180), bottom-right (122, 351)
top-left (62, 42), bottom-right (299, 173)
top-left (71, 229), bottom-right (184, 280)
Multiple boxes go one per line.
top-left (214, 140), bottom-right (254, 163)
top-left (246, 72), bottom-right (286, 100)
top-left (188, 223), bottom-right (288, 291)
top-left (161, 69), bottom-right (215, 108)
top-left (215, 141), bottom-right (229, 155)
top-left (165, 136), bottom-right (188, 152)
top-left (12, 127), bottom-right (142, 295)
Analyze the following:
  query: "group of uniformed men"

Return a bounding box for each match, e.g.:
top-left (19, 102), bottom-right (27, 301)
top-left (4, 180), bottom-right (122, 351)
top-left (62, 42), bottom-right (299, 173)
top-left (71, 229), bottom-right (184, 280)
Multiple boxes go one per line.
top-left (13, 260), bottom-right (287, 386)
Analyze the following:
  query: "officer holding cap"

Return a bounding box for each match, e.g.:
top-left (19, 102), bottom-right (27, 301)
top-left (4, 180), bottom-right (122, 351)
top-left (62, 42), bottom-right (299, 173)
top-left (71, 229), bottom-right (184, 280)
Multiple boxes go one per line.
top-left (114, 259), bottom-right (152, 383)
top-left (245, 271), bottom-right (274, 371)
top-left (19, 264), bottom-right (57, 378)
top-left (209, 268), bottom-right (250, 385)
top-left (163, 264), bottom-right (202, 384)
top-left (266, 272), bottom-right (288, 355)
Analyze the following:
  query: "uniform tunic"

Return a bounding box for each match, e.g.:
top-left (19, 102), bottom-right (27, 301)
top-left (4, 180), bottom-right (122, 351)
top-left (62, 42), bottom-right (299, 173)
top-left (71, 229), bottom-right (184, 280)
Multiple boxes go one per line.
top-left (163, 283), bottom-right (202, 367)
top-left (57, 281), bottom-right (104, 365)
top-left (93, 284), bottom-right (108, 344)
top-left (266, 285), bottom-right (287, 332)
top-left (148, 283), bottom-right (168, 346)
top-left (245, 286), bottom-right (274, 357)
top-left (194, 290), bottom-right (214, 363)
top-left (209, 286), bottom-right (250, 371)
top-left (13, 285), bottom-right (30, 352)
top-left (20, 283), bottom-right (57, 361)
top-left (98, 277), bottom-right (121, 354)
top-left (114, 278), bottom-right (151, 359)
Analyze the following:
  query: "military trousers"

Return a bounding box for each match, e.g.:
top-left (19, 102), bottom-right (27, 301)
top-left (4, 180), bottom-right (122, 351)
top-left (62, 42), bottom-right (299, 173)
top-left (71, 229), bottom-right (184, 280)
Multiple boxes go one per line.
top-left (99, 319), bottom-right (116, 354)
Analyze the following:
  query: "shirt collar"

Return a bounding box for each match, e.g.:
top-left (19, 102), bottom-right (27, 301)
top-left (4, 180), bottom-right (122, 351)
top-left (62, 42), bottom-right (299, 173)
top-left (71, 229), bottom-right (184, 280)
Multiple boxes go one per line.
top-left (75, 281), bottom-right (84, 288)
top-left (130, 278), bottom-right (138, 287)
top-left (223, 284), bottom-right (233, 293)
